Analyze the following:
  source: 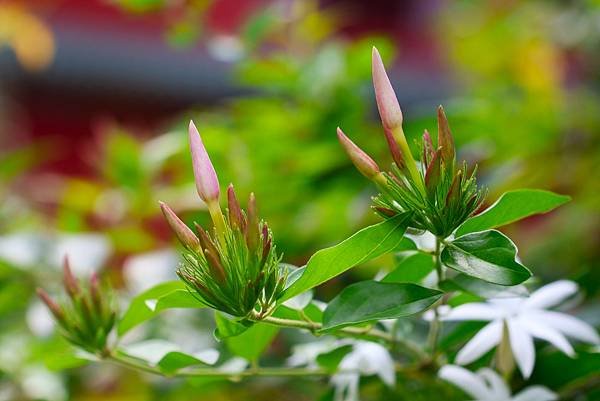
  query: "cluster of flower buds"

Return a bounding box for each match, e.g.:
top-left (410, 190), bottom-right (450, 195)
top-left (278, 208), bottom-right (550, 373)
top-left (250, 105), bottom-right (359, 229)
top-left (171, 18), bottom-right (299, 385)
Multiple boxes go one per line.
top-left (160, 121), bottom-right (285, 319)
top-left (337, 47), bottom-right (486, 238)
top-left (37, 257), bottom-right (116, 356)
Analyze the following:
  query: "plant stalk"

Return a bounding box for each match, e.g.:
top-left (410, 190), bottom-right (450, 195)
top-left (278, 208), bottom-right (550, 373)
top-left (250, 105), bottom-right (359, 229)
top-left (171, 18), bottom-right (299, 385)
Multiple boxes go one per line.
top-left (427, 236), bottom-right (444, 356)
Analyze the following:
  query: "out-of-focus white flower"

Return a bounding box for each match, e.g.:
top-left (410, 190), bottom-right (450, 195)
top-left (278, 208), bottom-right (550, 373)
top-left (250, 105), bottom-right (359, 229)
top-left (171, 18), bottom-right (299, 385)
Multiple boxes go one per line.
top-left (218, 357), bottom-right (248, 374)
top-left (331, 341), bottom-right (396, 401)
top-left (0, 232), bottom-right (44, 268)
top-left (439, 365), bottom-right (557, 401)
top-left (287, 339), bottom-right (340, 368)
top-left (21, 365), bottom-right (67, 401)
top-left (26, 300), bottom-right (55, 337)
top-left (405, 231), bottom-right (437, 252)
top-left (49, 233), bottom-right (112, 275)
top-left (123, 249), bottom-right (178, 293)
top-left (442, 281), bottom-right (600, 378)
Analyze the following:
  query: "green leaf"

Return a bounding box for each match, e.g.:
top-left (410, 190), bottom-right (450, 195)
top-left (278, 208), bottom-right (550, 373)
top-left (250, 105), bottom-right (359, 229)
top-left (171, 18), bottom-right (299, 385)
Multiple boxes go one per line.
top-left (382, 251), bottom-right (435, 283)
top-left (440, 274), bottom-right (528, 299)
top-left (119, 340), bottom-right (218, 373)
top-left (321, 281), bottom-right (442, 332)
top-left (282, 213), bottom-right (412, 301)
top-left (224, 323), bottom-right (279, 361)
top-left (441, 230), bottom-right (531, 286)
top-left (456, 189), bottom-right (570, 236)
top-left (157, 350), bottom-right (218, 374)
top-left (214, 312), bottom-right (253, 339)
top-left (118, 281), bottom-right (204, 336)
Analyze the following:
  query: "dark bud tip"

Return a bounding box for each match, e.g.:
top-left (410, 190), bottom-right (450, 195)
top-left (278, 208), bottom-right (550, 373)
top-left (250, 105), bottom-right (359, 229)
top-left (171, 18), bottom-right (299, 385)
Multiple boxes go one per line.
top-left (227, 183), bottom-right (245, 230)
top-left (36, 288), bottom-right (65, 321)
top-left (62, 255), bottom-right (80, 299)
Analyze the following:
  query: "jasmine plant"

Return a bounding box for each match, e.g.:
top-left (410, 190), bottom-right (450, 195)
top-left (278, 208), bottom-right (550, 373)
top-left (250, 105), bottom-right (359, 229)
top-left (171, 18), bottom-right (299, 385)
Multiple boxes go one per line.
top-left (37, 47), bottom-right (598, 401)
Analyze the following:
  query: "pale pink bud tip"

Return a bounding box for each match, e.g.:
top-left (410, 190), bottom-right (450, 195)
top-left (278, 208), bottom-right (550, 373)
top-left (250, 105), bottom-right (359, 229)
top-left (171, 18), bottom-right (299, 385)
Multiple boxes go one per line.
top-left (372, 47), bottom-right (403, 130)
top-left (337, 127), bottom-right (380, 179)
top-left (189, 120), bottom-right (220, 203)
top-left (159, 201), bottom-right (201, 251)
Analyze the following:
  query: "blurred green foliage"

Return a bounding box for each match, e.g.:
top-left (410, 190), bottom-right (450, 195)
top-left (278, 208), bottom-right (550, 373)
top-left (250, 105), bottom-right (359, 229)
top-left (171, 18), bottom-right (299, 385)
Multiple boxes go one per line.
top-left (1, 0), bottom-right (599, 400)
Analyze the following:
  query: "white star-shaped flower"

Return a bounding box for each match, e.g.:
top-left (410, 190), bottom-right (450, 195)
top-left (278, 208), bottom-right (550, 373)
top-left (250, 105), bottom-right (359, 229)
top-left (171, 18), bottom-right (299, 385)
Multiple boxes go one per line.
top-left (442, 280), bottom-right (599, 378)
top-left (331, 341), bottom-right (396, 401)
top-left (439, 365), bottom-right (556, 401)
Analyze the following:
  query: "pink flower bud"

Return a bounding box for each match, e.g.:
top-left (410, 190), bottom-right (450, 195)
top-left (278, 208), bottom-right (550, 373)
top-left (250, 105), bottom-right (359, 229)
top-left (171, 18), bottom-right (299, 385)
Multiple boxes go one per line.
top-left (63, 256), bottom-right (80, 299)
top-left (337, 127), bottom-right (381, 180)
top-left (372, 47), bottom-right (403, 130)
top-left (37, 288), bottom-right (65, 323)
top-left (159, 201), bottom-right (201, 251)
top-left (189, 120), bottom-right (220, 203)
top-left (437, 106), bottom-right (456, 165)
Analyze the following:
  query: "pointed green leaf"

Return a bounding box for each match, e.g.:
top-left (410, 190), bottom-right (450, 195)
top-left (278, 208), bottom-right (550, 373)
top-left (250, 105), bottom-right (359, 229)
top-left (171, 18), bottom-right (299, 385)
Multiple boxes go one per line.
top-left (224, 323), bottom-right (279, 361)
top-left (118, 282), bottom-right (204, 336)
top-left (382, 251), bottom-right (435, 283)
top-left (282, 213), bottom-right (412, 301)
top-left (456, 189), bottom-right (570, 236)
top-left (441, 230), bottom-right (531, 285)
top-left (214, 312), bottom-right (253, 339)
top-left (321, 280), bottom-right (442, 332)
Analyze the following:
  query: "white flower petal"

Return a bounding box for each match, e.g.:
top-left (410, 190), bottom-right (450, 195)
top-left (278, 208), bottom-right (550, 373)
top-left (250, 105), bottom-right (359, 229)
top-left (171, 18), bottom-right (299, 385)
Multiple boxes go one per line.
top-left (531, 310), bottom-right (600, 345)
top-left (512, 386), bottom-right (557, 401)
top-left (477, 368), bottom-right (510, 399)
top-left (519, 315), bottom-right (574, 356)
top-left (331, 372), bottom-right (360, 401)
top-left (442, 303), bottom-right (504, 322)
top-left (438, 365), bottom-right (493, 399)
top-left (340, 342), bottom-right (396, 387)
top-left (524, 280), bottom-right (577, 310)
top-left (507, 319), bottom-right (535, 378)
top-left (456, 320), bottom-right (502, 365)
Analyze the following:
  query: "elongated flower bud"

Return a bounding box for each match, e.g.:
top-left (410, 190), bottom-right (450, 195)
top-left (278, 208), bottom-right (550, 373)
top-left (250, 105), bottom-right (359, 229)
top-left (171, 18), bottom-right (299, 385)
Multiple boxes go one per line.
top-left (246, 193), bottom-right (260, 253)
top-left (63, 256), bottom-right (80, 299)
top-left (203, 248), bottom-right (226, 282)
top-left (159, 201), bottom-right (201, 251)
top-left (90, 272), bottom-right (102, 313)
top-left (445, 170), bottom-right (462, 206)
top-left (437, 106), bottom-right (455, 165)
top-left (422, 129), bottom-right (435, 167)
top-left (36, 288), bottom-right (65, 323)
top-left (425, 148), bottom-right (442, 197)
top-left (372, 47), bottom-right (403, 130)
top-left (189, 120), bottom-right (220, 203)
top-left (227, 184), bottom-right (245, 230)
top-left (336, 127), bottom-right (381, 180)
top-left (382, 129), bottom-right (403, 169)
top-left (195, 223), bottom-right (219, 257)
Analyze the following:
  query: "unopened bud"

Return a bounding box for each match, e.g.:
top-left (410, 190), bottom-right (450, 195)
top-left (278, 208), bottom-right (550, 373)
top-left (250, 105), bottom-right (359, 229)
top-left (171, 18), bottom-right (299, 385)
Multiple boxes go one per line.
top-left (425, 148), bottom-right (442, 197)
top-left (90, 272), bottom-right (102, 313)
top-left (422, 129), bottom-right (435, 167)
top-left (445, 170), bottom-right (462, 206)
top-left (437, 106), bottom-right (456, 165)
top-left (227, 184), bottom-right (245, 230)
top-left (336, 127), bottom-right (381, 180)
top-left (194, 223), bottom-right (220, 258)
top-left (36, 288), bottom-right (65, 322)
top-left (159, 201), bottom-right (201, 251)
top-left (374, 206), bottom-right (396, 217)
top-left (372, 47), bottom-right (403, 130)
top-left (203, 248), bottom-right (226, 282)
top-left (63, 256), bottom-right (80, 299)
top-left (246, 193), bottom-right (260, 253)
top-left (384, 129), bottom-right (404, 169)
top-left (189, 120), bottom-right (220, 203)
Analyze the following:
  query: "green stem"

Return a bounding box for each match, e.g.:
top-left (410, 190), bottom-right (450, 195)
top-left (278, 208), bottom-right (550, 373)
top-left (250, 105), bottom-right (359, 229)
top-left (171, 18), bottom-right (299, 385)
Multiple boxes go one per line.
top-left (427, 237), bottom-right (444, 356)
top-left (260, 315), bottom-right (428, 362)
top-left (108, 353), bottom-right (329, 378)
top-left (392, 126), bottom-right (426, 196)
